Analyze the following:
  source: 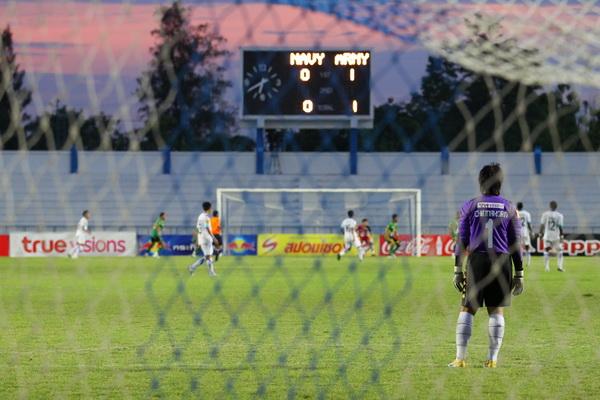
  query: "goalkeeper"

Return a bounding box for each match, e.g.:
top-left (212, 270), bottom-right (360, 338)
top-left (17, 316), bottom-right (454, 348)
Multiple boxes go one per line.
top-left (449, 163), bottom-right (523, 369)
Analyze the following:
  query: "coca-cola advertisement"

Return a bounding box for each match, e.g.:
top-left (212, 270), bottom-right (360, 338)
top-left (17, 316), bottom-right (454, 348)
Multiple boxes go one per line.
top-left (379, 234), bottom-right (456, 256)
top-left (377, 233), bottom-right (600, 257)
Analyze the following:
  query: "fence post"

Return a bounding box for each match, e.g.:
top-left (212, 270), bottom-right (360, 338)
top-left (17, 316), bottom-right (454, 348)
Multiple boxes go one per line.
top-left (534, 146), bottom-right (542, 175)
top-left (350, 119), bottom-right (358, 175)
top-left (70, 144), bottom-right (78, 174)
top-left (256, 120), bottom-right (265, 175)
top-left (163, 147), bottom-right (171, 175)
top-left (441, 146), bottom-right (449, 175)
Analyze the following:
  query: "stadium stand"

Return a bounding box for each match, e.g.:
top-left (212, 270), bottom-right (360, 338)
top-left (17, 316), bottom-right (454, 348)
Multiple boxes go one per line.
top-left (1, 151), bottom-right (598, 234)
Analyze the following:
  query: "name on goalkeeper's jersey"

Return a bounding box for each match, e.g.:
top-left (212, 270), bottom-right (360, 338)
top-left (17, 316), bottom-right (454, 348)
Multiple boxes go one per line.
top-left (474, 210), bottom-right (509, 218)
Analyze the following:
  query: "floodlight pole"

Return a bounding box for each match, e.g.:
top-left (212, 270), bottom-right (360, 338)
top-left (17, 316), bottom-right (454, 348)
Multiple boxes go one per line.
top-left (350, 118), bottom-right (358, 175)
top-left (256, 118), bottom-right (265, 175)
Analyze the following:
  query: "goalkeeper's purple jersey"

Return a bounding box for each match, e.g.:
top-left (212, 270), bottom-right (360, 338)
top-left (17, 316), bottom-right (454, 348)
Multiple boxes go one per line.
top-left (455, 195), bottom-right (521, 256)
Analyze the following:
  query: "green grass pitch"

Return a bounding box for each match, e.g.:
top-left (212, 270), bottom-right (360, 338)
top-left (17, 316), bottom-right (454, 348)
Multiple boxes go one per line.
top-left (1, 255), bottom-right (599, 399)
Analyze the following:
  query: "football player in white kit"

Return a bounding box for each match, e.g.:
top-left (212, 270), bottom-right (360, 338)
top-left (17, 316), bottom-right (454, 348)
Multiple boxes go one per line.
top-left (516, 202), bottom-right (533, 267)
top-left (68, 210), bottom-right (90, 259)
top-left (337, 210), bottom-right (366, 261)
top-left (188, 202), bottom-right (218, 276)
top-left (539, 200), bottom-right (565, 272)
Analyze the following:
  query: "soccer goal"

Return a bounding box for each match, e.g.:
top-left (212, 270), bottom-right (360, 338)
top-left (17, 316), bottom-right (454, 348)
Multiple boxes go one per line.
top-left (216, 188), bottom-right (422, 256)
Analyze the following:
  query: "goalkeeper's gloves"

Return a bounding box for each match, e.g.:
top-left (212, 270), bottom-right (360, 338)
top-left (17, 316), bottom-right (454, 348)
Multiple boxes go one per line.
top-left (512, 270), bottom-right (524, 296)
top-left (453, 266), bottom-right (466, 293)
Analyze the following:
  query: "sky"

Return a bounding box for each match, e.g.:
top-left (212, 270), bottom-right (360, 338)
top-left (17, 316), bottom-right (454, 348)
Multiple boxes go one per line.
top-left (0, 0), bottom-right (598, 129)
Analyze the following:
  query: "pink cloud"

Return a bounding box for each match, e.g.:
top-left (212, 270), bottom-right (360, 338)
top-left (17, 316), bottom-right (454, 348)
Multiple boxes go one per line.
top-left (0, 2), bottom-right (409, 76)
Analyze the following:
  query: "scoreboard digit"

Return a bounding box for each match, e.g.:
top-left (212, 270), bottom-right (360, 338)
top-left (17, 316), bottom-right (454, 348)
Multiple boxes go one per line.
top-left (241, 49), bottom-right (371, 119)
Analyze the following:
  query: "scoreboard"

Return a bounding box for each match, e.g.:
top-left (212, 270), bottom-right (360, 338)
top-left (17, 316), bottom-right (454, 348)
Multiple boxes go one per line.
top-left (241, 49), bottom-right (372, 126)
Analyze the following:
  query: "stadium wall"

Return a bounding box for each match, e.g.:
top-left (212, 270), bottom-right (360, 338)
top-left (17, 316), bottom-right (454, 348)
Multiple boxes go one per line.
top-left (2, 151), bottom-right (598, 176)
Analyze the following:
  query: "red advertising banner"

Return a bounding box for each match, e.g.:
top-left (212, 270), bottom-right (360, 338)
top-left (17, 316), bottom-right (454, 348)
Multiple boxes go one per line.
top-left (379, 234), bottom-right (455, 256)
top-left (0, 235), bottom-right (9, 257)
top-left (376, 234), bottom-right (600, 257)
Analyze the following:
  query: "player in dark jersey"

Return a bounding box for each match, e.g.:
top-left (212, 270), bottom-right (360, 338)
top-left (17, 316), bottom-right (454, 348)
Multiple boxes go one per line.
top-left (449, 163), bottom-right (523, 369)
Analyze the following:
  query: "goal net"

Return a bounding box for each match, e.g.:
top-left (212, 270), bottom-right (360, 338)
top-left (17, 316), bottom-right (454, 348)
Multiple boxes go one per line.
top-left (217, 188), bottom-right (422, 256)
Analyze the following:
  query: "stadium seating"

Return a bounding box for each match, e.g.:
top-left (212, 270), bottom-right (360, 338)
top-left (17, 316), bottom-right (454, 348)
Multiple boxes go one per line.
top-left (1, 151), bottom-right (598, 234)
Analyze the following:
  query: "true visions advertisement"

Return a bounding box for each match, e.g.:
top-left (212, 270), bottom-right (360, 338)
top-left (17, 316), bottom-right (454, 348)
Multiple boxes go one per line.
top-left (10, 232), bottom-right (137, 257)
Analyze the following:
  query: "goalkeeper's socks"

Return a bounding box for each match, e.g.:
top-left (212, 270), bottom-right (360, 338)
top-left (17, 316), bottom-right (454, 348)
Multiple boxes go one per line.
top-left (557, 251), bottom-right (564, 270)
top-left (455, 311), bottom-right (473, 360)
top-left (526, 252), bottom-right (531, 267)
top-left (543, 252), bottom-right (550, 271)
top-left (487, 313), bottom-right (505, 362)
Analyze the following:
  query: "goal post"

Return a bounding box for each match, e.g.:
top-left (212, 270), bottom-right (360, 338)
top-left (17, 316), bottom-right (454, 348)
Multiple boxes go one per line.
top-left (216, 188), bottom-right (422, 256)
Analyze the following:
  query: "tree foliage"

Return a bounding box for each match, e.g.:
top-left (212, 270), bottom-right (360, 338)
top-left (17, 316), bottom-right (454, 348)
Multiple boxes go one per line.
top-left (25, 101), bottom-right (123, 151)
top-left (136, 1), bottom-right (236, 151)
top-left (0, 25), bottom-right (31, 150)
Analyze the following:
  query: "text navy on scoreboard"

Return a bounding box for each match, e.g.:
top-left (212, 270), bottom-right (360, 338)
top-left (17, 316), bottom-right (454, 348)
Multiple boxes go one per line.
top-left (242, 50), bottom-right (371, 117)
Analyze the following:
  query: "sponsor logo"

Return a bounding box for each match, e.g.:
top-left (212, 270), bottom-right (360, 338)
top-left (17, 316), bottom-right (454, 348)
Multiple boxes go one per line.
top-left (137, 235), bottom-right (192, 256)
top-left (227, 235), bottom-right (257, 256)
top-left (10, 232), bottom-right (136, 257)
top-left (257, 234), bottom-right (358, 256)
top-left (283, 241), bottom-right (342, 254)
top-left (261, 238), bottom-right (278, 253)
top-left (20, 236), bottom-right (127, 254)
top-left (535, 237), bottom-right (600, 256)
top-left (477, 202), bottom-right (505, 209)
top-left (380, 234), bottom-right (456, 256)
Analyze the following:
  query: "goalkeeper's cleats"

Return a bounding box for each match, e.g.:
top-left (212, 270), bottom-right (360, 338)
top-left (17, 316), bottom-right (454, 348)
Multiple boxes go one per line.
top-left (484, 360), bottom-right (497, 368)
top-left (447, 359), bottom-right (466, 368)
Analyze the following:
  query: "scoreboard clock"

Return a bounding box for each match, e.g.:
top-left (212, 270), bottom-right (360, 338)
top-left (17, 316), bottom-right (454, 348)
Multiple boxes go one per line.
top-left (241, 48), bottom-right (372, 128)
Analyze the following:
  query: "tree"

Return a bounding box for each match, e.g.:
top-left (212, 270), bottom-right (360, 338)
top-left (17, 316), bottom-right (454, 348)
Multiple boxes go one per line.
top-left (392, 13), bottom-right (583, 152)
top-left (136, 1), bottom-right (236, 151)
top-left (26, 101), bottom-right (120, 150)
top-left (0, 26), bottom-right (31, 150)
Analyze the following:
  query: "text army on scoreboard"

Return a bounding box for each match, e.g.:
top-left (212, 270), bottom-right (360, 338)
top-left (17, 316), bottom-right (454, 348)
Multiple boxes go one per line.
top-left (242, 49), bottom-right (371, 117)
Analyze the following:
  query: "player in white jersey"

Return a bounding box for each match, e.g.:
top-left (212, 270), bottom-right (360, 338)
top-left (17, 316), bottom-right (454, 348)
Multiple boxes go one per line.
top-left (68, 210), bottom-right (90, 259)
top-left (337, 210), bottom-right (366, 261)
top-left (516, 202), bottom-right (533, 267)
top-left (539, 200), bottom-right (565, 272)
top-left (188, 202), bottom-right (218, 276)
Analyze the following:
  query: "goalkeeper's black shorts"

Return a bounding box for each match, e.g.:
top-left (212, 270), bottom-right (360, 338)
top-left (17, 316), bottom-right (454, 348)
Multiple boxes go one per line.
top-left (463, 252), bottom-right (513, 309)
